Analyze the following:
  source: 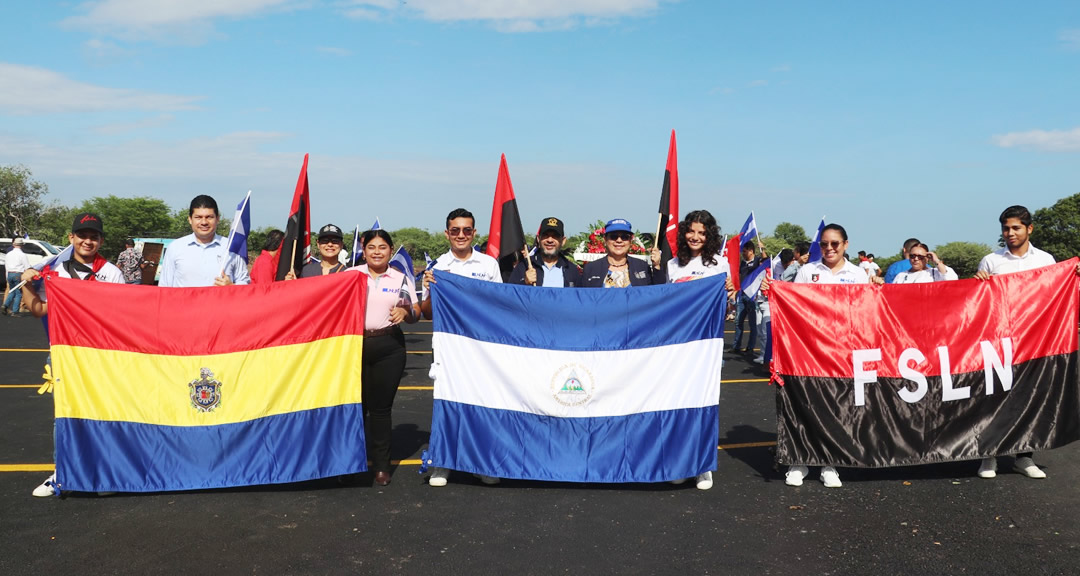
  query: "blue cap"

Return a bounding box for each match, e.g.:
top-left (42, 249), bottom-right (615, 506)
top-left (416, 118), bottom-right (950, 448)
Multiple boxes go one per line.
top-left (604, 219), bottom-right (632, 234)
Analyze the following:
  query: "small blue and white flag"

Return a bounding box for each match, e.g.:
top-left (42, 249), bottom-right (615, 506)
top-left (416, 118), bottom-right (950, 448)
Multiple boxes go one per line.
top-left (807, 216), bottom-right (826, 263)
top-left (350, 224), bottom-right (362, 266)
top-left (389, 245), bottom-right (418, 302)
top-left (226, 191), bottom-right (251, 262)
top-left (32, 245), bottom-right (73, 272)
top-left (428, 272), bottom-right (727, 483)
top-left (741, 260), bottom-right (769, 299)
top-left (424, 252), bottom-right (434, 270)
top-left (370, 217), bottom-right (382, 231)
top-left (739, 212), bottom-right (758, 244)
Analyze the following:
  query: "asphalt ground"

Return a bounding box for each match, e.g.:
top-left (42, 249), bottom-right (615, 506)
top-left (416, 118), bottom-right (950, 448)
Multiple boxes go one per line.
top-left (1, 312), bottom-right (1079, 575)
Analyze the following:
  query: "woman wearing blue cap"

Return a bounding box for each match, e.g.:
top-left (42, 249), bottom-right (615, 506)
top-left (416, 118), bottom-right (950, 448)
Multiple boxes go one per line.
top-left (582, 218), bottom-right (666, 287)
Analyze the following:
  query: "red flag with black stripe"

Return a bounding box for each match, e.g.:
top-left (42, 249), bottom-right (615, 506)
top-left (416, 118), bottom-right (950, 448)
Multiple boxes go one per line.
top-left (485, 154), bottom-right (526, 282)
top-left (770, 260), bottom-right (1080, 468)
top-left (656, 130), bottom-right (679, 265)
top-left (276, 154), bottom-right (312, 280)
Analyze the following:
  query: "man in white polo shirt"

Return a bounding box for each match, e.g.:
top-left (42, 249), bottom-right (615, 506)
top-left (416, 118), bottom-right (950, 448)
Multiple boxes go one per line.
top-left (421, 208), bottom-right (501, 487)
top-left (973, 205), bottom-right (1064, 481)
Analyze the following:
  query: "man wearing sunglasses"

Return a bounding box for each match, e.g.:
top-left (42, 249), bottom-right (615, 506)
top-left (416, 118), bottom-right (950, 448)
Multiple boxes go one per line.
top-left (883, 238), bottom-right (921, 284)
top-left (421, 208), bottom-right (502, 487)
top-left (582, 219), bottom-right (665, 287)
top-left (893, 244), bottom-right (957, 283)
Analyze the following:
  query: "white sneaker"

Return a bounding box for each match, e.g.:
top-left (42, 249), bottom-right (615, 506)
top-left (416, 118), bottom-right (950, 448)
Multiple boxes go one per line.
top-left (695, 471), bottom-right (713, 490)
top-left (32, 474), bottom-right (57, 497)
top-left (820, 466), bottom-right (842, 488)
top-left (785, 465), bottom-right (808, 487)
top-left (977, 457), bottom-right (997, 479)
top-left (1013, 457), bottom-right (1046, 479)
top-left (753, 355), bottom-right (764, 365)
top-left (669, 477), bottom-right (688, 485)
top-left (428, 467), bottom-right (449, 487)
top-left (473, 474), bottom-right (501, 485)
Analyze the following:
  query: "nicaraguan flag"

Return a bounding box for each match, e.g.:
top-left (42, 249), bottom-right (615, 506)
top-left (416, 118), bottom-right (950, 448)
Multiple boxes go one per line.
top-left (226, 190), bottom-right (251, 262)
top-left (33, 245), bottom-right (73, 272)
top-left (370, 217), bottom-right (382, 230)
top-left (739, 212), bottom-right (758, 243)
top-left (46, 272), bottom-right (368, 492)
top-left (807, 216), bottom-right (826, 263)
top-left (424, 252), bottom-right (434, 269)
top-left (741, 259), bottom-right (769, 299)
top-left (389, 245), bottom-right (418, 302)
top-left (428, 271), bottom-right (727, 483)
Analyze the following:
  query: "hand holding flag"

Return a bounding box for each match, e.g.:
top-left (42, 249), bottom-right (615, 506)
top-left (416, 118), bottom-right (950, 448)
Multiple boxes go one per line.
top-left (223, 190), bottom-right (252, 277)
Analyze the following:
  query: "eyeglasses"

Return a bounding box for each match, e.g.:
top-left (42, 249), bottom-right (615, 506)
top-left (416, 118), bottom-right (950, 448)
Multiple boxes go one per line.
top-left (909, 254), bottom-right (927, 261)
top-left (606, 233), bottom-right (632, 241)
top-left (448, 227), bottom-right (474, 237)
top-left (818, 240), bottom-right (843, 250)
top-left (318, 237), bottom-right (342, 245)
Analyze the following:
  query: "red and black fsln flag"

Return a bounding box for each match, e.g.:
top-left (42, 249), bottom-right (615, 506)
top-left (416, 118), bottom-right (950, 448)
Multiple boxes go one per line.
top-left (770, 260), bottom-right (1080, 468)
top-left (656, 129), bottom-right (679, 266)
top-left (276, 153), bottom-right (312, 281)
top-left (485, 154), bottom-right (526, 282)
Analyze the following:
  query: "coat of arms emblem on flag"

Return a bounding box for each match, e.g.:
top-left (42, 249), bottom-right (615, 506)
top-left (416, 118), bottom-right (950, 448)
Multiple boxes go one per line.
top-left (189, 367), bottom-right (222, 412)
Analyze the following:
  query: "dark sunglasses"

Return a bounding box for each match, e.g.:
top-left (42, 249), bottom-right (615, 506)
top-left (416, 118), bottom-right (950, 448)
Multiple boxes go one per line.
top-left (448, 227), bottom-right (474, 237)
top-left (318, 237), bottom-right (342, 245)
top-left (908, 254), bottom-right (927, 261)
top-left (606, 232), bottom-right (633, 241)
top-left (819, 240), bottom-right (843, 250)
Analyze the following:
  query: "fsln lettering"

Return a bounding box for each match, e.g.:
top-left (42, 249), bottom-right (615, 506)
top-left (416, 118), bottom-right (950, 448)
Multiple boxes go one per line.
top-left (851, 338), bottom-right (1014, 407)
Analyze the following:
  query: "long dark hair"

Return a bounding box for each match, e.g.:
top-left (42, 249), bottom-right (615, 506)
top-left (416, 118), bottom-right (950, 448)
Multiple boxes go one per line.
top-left (676, 210), bottom-right (722, 267)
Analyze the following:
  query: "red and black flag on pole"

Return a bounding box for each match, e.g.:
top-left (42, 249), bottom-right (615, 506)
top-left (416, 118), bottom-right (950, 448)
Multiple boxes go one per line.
top-left (655, 129), bottom-right (679, 266)
top-left (769, 260), bottom-right (1080, 468)
top-left (275, 153), bottom-right (312, 281)
top-left (485, 154), bottom-right (527, 282)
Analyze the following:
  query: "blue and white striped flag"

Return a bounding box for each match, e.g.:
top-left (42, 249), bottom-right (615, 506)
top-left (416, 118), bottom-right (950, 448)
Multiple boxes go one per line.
top-left (389, 245), bottom-right (418, 302)
top-left (226, 191), bottom-right (251, 262)
top-left (428, 272), bottom-right (727, 483)
top-left (370, 217), bottom-right (382, 230)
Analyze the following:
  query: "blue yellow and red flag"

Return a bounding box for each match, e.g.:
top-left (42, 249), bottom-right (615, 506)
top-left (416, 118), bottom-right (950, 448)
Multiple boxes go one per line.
top-left (47, 272), bottom-right (367, 493)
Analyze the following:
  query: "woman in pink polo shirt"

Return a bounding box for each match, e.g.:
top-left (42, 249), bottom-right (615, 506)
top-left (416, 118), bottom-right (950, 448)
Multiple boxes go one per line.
top-left (354, 229), bottom-right (420, 486)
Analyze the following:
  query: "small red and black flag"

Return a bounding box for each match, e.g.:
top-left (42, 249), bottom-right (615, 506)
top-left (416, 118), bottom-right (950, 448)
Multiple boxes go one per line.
top-left (485, 154), bottom-right (527, 282)
top-left (276, 154), bottom-right (312, 280)
top-left (656, 129), bottom-right (679, 266)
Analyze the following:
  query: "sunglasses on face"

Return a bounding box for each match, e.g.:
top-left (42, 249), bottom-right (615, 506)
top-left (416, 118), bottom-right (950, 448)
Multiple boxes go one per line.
top-left (819, 240), bottom-right (843, 250)
top-left (318, 237), bottom-right (342, 245)
top-left (909, 254), bottom-right (927, 261)
top-left (606, 233), bottom-right (632, 242)
top-left (448, 227), bottom-right (474, 237)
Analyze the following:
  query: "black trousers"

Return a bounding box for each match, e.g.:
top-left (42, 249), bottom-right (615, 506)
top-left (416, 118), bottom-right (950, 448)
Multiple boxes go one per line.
top-left (362, 329), bottom-right (407, 473)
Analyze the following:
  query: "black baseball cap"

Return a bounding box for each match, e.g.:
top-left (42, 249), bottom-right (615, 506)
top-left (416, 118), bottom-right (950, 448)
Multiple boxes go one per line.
top-left (538, 217), bottom-right (565, 237)
top-left (71, 212), bottom-right (104, 235)
top-left (318, 224), bottom-right (344, 241)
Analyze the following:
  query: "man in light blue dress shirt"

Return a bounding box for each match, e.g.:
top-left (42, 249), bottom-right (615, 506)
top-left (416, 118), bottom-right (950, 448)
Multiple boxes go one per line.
top-left (159, 195), bottom-right (250, 287)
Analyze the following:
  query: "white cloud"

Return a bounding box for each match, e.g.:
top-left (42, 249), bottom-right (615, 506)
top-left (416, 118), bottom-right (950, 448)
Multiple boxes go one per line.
top-left (343, 0), bottom-right (667, 32)
top-left (93, 114), bottom-right (176, 135)
top-left (992, 127), bottom-right (1080, 152)
top-left (1060, 29), bottom-right (1080, 50)
top-left (62, 0), bottom-right (300, 41)
top-left (0, 63), bottom-right (203, 115)
top-left (748, 79), bottom-right (768, 87)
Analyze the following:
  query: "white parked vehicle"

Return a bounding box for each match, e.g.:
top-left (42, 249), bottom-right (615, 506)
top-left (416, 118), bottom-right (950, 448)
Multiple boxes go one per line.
top-left (0, 238), bottom-right (62, 268)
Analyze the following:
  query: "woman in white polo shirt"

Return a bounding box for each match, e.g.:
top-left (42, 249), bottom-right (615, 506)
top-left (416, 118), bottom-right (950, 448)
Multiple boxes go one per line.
top-left (787, 223), bottom-right (878, 488)
top-left (354, 229), bottom-right (419, 486)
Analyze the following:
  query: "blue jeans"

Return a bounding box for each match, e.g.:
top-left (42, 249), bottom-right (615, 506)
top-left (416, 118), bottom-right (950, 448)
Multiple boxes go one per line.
top-left (4, 272), bottom-right (22, 312)
top-left (732, 294), bottom-right (757, 351)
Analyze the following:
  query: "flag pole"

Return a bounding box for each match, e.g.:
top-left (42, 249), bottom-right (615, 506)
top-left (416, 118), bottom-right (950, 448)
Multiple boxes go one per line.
top-left (290, 238), bottom-right (298, 277)
top-left (653, 213), bottom-right (663, 251)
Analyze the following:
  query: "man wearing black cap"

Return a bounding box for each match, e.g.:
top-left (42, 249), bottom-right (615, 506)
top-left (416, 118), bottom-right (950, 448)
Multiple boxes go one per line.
top-left (509, 217), bottom-right (583, 287)
top-left (20, 213), bottom-right (125, 497)
top-left (299, 224), bottom-right (347, 278)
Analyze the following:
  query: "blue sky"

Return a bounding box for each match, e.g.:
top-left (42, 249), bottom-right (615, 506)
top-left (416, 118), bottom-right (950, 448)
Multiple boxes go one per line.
top-left (2, 1), bottom-right (1079, 254)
